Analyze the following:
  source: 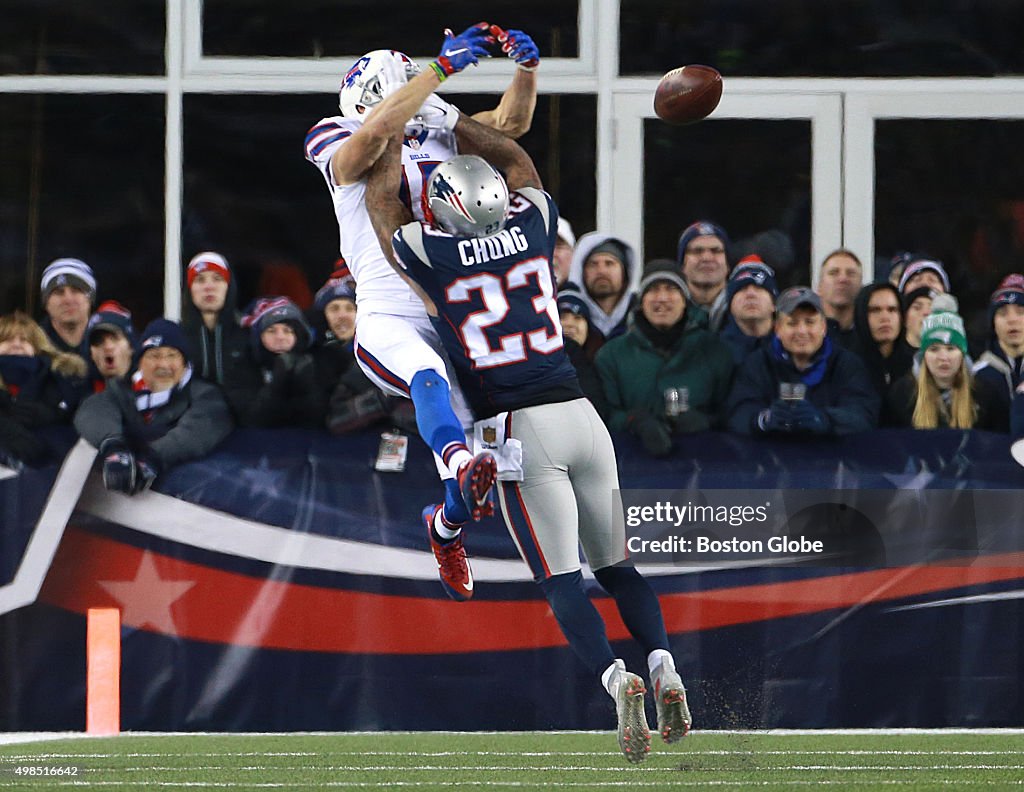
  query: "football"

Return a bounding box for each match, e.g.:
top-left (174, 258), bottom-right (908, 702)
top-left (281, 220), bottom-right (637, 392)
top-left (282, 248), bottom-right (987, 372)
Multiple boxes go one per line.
top-left (653, 65), bottom-right (723, 125)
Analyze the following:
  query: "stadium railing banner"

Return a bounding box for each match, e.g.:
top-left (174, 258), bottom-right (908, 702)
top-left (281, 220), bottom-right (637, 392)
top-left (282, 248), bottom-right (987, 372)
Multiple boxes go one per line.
top-left (1, 427), bottom-right (1023, 731)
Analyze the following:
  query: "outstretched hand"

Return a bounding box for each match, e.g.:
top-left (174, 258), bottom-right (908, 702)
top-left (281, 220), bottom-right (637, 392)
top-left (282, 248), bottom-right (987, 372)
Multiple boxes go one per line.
top-left (433, 22), bottom-right (494, 79)
top-left (490, 26), bottom-right (540, 71)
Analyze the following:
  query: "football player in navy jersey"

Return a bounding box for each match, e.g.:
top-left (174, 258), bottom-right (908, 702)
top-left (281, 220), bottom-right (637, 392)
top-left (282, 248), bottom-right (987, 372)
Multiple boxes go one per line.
top-left (365, 141), bottom-right (693, 763)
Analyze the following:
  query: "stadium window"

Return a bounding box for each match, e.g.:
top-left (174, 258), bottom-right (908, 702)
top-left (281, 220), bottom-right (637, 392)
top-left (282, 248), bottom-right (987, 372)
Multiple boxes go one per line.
top-left (201, 0), bottom-right (579, 60)
top-left (643, 118), bottom-right (811, 287)
top-left (0, 94), bottom-right (165, 323)
top-left (181, 93), bottom-right (596, 309)
top-left (874, 119), bottom-right (1024, 335)
top-left (0, 0), bottom-right (165, 75)
top-left (618, 0), bottom-right (1024, 77)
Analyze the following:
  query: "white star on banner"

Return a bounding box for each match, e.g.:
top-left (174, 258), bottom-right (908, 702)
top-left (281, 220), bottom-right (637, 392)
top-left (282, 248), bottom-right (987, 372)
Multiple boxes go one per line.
top-left (98, 552), bottom-right (196, 636)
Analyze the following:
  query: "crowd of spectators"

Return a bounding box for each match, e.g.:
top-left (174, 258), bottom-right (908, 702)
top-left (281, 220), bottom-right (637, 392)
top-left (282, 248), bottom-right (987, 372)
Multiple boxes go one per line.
top-left (3, 226), bottom-right (1024, 491)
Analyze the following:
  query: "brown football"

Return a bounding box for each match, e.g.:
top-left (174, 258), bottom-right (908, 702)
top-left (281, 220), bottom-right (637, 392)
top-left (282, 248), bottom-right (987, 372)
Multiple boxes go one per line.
top-left (653, 65), bottom-right (723, 125)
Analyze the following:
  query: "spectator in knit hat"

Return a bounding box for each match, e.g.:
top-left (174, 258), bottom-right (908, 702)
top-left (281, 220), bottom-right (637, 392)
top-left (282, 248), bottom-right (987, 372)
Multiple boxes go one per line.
top-left (0, 311), bottom-right (87, 466)
top-left (596, 260), bottom-right (734, 457)
top-left (676, 220), bottom-right (730, 331)
top-left (553, 217), bottom-right (576, 289)
top-left (74, 318), bottom-right (233, 495)
top-left (886, 251), bottom-right (915, 289)
top-left (816, 248), bottom-right (863, 348)
top-left (557, 286), bottom-right (603, 360)
top-left (236, 296), bottom-right (324, 428)
top-left (310, 277), bottom-right (415, 435)
top-left (726, 286), bottom-right (878, 438)
top-left (898, 257), bottom-right (950, 294)
top-left (971, 274), bottom-right (1024, 429)
top-left (886, 306), bottom-right (1003, 430)
top-left (555, 286), bottom-right (608, 419)
top-left (86, 300), bottom-right (136, 393)
top-left (566, 232), bottom-right (638, 342)
top-left (39, 257), bottom-right (97, 362)
top-left (181, 252), bottom-right (253, 420)
top-left (720, 255), bottom-right (778, 365)
top-left (850, 284), bottom-right (913, 423)
top-left (900, 286), bottom-right (935, 354)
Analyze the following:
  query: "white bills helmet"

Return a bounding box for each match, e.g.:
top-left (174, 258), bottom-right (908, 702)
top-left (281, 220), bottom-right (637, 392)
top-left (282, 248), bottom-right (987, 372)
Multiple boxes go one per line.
top-left (426, 155), bottom-right (510, 238)
top-left (338, 50), bottom-right (420, 118)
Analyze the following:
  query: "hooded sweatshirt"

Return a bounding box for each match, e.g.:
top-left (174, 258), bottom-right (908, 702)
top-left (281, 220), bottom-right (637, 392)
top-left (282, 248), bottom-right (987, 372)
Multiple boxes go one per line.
top-left (566, 232), bottom-right (639, 342)
top-left (850, 283), bottom-right (914, 404)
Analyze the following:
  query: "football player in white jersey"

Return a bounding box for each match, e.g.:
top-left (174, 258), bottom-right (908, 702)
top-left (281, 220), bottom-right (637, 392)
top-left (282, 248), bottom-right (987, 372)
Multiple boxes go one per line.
top-left (304, 24), bottom-right (541, 602)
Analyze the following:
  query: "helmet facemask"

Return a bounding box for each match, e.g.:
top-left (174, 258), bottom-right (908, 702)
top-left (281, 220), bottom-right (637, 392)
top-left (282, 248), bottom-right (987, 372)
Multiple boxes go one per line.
top-left (338, 50), bottom-right (420, 119)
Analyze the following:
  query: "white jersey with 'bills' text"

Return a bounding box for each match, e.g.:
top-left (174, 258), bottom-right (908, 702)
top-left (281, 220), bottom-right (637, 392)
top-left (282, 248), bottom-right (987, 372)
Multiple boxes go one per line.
top-left (304, 115), bottom-right (458, 317)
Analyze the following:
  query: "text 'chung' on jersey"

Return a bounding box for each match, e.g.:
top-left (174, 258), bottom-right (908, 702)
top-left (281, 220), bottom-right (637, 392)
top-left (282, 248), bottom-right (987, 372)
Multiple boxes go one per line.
top-left (392, 187), bottom-right (583, 419)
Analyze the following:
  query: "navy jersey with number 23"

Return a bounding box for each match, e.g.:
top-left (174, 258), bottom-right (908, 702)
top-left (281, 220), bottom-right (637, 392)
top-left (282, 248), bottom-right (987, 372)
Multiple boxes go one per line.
top-left (392, 187), bottom-right (582, 419)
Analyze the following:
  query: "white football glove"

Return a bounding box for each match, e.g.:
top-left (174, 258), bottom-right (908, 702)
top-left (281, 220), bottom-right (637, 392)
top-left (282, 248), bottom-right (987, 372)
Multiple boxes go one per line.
top-left (406, 93), bottom-right (460, 135)
top-left (376, 53), bottom-right (411, 101)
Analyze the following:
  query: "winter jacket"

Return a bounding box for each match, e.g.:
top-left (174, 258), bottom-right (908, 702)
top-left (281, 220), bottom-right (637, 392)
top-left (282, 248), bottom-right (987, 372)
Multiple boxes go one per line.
top-left (312, 336), bottom-right (416, 435)
top-left (596, 310), bottom-right (734, 433)
top-left (0, 352), bottom-right (85, 465)
top-left (726, 336), bottom-right (880, 436)
top-left (972, 343), bottom-right (1022, 432)
top-left (40, 316), bottom-right (90, 363)
top-left (74, 373), bottom-right (233, 470)
top-left (181, 271), bottom-right (253, 421)
top-left (564, 337), bottom-right (609, 421)
top-left (719, 315), bottom-right (771, 366)
top-left (849, 283), bottom-right (914, 422)
top-left (885, 370), bottom-right (1006, 431)
top-left (565, 232), bottom-right (639, 342)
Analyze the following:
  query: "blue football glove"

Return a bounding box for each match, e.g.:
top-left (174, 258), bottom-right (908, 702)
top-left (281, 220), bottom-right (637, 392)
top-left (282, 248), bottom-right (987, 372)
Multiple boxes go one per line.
top-left (433, 22), bottom-right (493, 79)
top-left (490, 26), bottom-right (540, 71)
top-left (755, 401), bottom-right (796, 434)
top-left (790, 399), bottom-right (832, 435)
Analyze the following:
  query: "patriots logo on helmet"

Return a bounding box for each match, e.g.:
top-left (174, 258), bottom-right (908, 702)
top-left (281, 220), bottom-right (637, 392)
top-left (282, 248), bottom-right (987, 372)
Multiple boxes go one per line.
top-left (431, 173), bottom-right (474, 223)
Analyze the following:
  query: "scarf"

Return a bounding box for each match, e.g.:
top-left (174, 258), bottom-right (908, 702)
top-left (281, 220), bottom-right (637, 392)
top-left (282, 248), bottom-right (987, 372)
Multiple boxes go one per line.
top-left (635, 311), bottom-right (688, 352)
top-left (771, 335), bottom-right (833, 388)
top-left (131, 365), bottom-right (192, 421)
top-left (0, 355), bottom-right (47, 399)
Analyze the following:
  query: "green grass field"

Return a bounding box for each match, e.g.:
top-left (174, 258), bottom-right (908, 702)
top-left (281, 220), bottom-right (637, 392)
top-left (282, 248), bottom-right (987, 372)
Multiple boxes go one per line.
top-left (1, 731), bottom-right (1022, 790)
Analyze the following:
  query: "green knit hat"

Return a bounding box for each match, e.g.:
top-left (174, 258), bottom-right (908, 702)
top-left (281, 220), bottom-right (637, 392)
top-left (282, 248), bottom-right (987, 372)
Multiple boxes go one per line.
top-left (919, 309), bottom-right (967, 356)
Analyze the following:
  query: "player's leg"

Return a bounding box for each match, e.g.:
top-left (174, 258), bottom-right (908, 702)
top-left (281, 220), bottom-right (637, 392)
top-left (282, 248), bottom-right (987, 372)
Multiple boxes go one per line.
top-left (355, 312), bottom-right (495, 601)
top-left (571, 398), bottom-right (692, 742)
top-left (497, 402), bottom-right (650, 762)
top-left (355, 312), bottom-right (496, 520)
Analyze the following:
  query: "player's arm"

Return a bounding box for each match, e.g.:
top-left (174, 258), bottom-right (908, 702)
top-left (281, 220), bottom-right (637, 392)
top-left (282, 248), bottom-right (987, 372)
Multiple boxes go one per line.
top-left (470, 68), bottom-right (536, 139)
top-left (331, 24), bottom-right (493, 186)
top-left (470, 27), bottom-right (539, 139)
top-left (364, 135), bottom-right (438, 314)
top-left (456, 112), bottom-right (542, 192)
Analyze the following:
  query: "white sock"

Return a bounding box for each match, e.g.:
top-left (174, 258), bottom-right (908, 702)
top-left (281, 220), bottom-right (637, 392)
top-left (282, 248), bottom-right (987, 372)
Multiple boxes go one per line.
top-left (434, 508), bottom-right (462, 540)
top-left (648, 649), bottom-right (674, 678)
top-left (601, 658), bottom-right (625, 698)
top-left (444, 444), bottom-right (474, 479)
